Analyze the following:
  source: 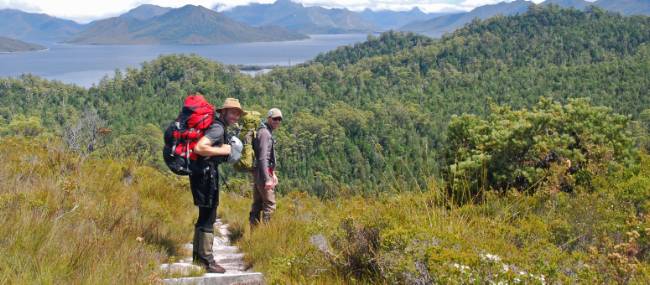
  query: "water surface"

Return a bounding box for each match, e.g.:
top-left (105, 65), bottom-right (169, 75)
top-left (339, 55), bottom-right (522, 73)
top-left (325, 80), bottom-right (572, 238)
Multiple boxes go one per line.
top-left (0, 34), bottom-right (369, 87)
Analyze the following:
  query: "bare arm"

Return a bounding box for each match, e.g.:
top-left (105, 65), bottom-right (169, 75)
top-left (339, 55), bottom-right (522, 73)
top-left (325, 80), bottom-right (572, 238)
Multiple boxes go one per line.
top-left (194, 136), bottom-right (231, 157)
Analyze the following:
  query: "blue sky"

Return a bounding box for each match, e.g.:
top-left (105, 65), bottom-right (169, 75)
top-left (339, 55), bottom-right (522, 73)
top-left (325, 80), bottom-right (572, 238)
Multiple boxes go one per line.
top-left (0, 0), bottom-right (584, 23)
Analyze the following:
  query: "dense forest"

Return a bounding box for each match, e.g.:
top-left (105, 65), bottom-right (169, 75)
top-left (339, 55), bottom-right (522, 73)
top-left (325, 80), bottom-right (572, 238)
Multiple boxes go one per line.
top-left (1, 5), bottom-right (649, 283)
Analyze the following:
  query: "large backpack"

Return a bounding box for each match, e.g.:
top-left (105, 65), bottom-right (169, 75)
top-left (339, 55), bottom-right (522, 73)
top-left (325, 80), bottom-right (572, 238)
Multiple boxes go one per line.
top-left (234, 110), bottom-right (261, 172)
top-left (163, 93), bottom-right (215, 175)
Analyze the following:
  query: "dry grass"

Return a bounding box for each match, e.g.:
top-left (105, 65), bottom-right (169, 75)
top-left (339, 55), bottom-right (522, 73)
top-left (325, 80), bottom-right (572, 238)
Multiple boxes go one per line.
top-left (1, 134), bottom-right (648, 284)
top-left (0, 136), bottom-right (195, 284)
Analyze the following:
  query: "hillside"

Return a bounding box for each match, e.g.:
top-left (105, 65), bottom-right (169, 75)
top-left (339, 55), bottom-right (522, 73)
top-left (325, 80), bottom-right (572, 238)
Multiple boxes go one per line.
top-left (543, 0), bottom-right (592, 9)
top-left (311, 31), bottom-right (434, 67)
top-left (68, 5), bottom-right (307, 45)
top-left (400, 0), bottom-right (650, 37)
top-left (1, 7), bottom-right (649, 283)
top-left (222, 0), bottom-right (376, 34)
top-left (0, 9), bottom-right (83, 42)
top-left (0, 36), bottom-right (46, 52)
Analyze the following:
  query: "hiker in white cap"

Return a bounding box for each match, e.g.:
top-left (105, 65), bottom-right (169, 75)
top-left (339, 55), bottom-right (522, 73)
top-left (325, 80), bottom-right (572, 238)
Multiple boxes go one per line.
top-left (249, 108), bottom-right (283, 226)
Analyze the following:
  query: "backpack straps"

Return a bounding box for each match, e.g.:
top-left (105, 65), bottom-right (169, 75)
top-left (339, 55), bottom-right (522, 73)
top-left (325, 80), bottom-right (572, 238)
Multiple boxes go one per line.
top-left (214, 115), bottom-right (228, 144)
top-left (204, 116), bottom-right (229, 165)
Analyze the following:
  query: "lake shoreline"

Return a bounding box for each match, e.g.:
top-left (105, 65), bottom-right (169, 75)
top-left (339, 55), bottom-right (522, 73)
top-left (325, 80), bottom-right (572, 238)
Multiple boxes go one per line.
top-left (0, 34), bottom-right (369, 87)
top-left (0, 47), bottom-right (49, 54)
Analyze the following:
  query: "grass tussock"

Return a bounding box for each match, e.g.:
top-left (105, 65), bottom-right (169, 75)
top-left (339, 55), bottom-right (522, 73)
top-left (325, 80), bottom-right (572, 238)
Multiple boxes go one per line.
top-left (0, 136), bottom-right (195, 284)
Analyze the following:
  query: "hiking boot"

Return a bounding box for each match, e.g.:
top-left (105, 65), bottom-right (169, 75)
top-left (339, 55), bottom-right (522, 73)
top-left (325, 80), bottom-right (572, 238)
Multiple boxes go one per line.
top-left (249, 211), bottom-right (261, 228)
top-left (193, 230), bottom-right (226, 273)
top-left (206, 261), bottom-right (226, 273)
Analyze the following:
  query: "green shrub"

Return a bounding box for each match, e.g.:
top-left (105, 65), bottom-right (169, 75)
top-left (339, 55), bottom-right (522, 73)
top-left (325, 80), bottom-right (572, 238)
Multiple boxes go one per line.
top-left (444, 98), bottom-right (635, 198)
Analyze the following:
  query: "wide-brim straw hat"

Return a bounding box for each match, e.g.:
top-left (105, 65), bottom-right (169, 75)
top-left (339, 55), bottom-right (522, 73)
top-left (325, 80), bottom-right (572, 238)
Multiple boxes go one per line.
top-left (216, 98), bottom-right (243, 113)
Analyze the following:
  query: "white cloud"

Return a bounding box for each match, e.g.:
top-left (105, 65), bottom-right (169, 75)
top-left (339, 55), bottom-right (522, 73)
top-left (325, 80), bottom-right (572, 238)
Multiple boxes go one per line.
top-left (0, 0), bottom-right (235, 22)
top-left (0, 0), bottom-right (42, 12)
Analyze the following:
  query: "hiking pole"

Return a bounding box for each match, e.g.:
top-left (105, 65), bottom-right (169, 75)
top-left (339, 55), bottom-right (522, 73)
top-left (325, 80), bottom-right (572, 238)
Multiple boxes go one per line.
top-left (221, 171), bottom-right (232, 192)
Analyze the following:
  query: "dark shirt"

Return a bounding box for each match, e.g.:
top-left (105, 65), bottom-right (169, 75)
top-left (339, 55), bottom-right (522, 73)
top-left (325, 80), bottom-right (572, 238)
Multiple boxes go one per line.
top-left (189, 117), bottom-right (226, 208)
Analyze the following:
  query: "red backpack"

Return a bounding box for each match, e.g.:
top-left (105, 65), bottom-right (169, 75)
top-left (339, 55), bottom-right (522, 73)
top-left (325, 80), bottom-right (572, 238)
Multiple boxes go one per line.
top-left (163, 93), bottom-right (215, 175)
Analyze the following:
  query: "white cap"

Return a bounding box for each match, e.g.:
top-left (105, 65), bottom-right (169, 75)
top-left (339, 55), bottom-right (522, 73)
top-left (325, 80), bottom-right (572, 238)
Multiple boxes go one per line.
top-left (267, 108), bottom-right (283, 118)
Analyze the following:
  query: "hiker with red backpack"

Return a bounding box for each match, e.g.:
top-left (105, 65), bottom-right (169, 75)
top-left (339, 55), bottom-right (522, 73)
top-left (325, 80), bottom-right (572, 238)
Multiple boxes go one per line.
top-left (191, 97), bottom-right (243, 273)
top-left (163, 94), bottom-right (243, 273)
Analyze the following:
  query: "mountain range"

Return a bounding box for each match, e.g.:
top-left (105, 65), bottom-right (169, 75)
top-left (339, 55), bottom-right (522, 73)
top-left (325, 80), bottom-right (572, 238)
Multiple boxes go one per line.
top-left (400, 0), bottom-right (650, 37)
top-left (221, 0), bottom-right (376, 34)
top-left (0, 0), bottom-right (648, 45)
top-left (221, 0), bottom-right (452, 33)
top-left (68, 5), bottom-right (307, 45)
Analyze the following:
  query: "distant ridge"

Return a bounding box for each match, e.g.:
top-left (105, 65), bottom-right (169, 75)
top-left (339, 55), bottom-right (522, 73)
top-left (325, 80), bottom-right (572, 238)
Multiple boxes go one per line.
top-left (0, 9), bottom-right (83, 42)
top-left (120, 4), bottom-right (172, 20)
top-left (400, 0), bottom-right (532, 37)
top-left (68, 5), bottom-right (308, 45)
top-left (400, 0), bottom-right (650, 37)
top-left (222, 0), bottom-right (376, 34)
top-left (0, 36), bottom-right (46, 52)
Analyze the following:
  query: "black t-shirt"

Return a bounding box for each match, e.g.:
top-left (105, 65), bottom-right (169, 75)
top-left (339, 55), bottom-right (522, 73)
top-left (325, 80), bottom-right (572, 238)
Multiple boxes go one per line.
top-left (189, 118), bottom-right (227, 208)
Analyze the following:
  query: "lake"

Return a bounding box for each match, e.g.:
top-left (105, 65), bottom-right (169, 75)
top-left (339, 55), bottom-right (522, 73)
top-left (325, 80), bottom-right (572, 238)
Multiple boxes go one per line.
top-left (0, 34), bottom-right (369, 87)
